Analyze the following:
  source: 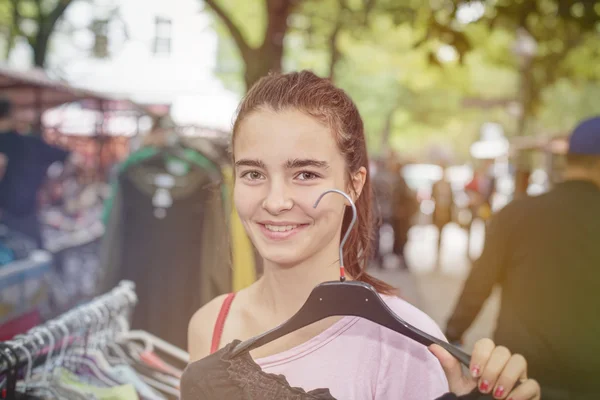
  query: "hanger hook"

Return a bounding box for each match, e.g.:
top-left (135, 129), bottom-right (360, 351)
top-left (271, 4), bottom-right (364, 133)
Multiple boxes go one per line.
top-left (48, 317), bottom-right (70, 368)
top-left (7, 338), bottom-right (33, 389)
top-left (313, 189), bottom-right (357, 282)
top-left (88, 304), bottom-right (100, 349)
top-left (92, 303), bottom-right (109, 349)
top-left (99, 298), bottom-right (114, 344)
top-left (30, 326), bottom-right (55, 383)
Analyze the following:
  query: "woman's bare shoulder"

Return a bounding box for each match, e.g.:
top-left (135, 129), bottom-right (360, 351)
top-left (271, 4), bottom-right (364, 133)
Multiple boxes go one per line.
top-left (187, 293), bottom-right (231, 362)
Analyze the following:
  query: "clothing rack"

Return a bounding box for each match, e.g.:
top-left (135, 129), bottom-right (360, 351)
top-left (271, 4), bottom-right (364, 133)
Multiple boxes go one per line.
top-left (0, 280), bottom-right (137, 383)
top-left (0, 250), bottom-right (53, 341)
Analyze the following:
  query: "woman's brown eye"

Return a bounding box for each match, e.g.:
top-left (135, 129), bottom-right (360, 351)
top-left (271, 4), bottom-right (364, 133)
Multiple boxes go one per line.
top-left (299, 172), bottom-right (317, 180)
top-left (250, 172), bottom-right (261, 179)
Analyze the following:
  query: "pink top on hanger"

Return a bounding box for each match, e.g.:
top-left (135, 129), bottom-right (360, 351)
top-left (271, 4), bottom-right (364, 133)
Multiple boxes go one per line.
top-left (213, 294), bottom-right (449, 400)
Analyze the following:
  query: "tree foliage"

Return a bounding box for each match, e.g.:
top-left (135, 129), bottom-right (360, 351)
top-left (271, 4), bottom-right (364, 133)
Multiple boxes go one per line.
top-left (1, 0), bottom-right (75, 67)
top-left (204, 0), bottom-right (600, 158)
top-left (452, 0), bottom-right (600, 134)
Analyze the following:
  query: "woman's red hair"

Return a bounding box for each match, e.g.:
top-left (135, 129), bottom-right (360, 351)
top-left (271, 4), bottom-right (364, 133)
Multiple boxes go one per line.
top-left (232, 70), bottom-right (394, 295)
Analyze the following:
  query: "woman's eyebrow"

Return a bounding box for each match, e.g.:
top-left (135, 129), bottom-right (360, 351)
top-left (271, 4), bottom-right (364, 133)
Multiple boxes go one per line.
top-left (285, 159), bottom-right (330, 169)
top-left (235, 159), bottom-right (266, 169)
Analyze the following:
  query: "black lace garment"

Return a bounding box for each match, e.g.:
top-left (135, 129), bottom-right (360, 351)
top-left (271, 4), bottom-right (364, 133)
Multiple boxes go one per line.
top-left (181, 341), bottom-right (335, 399)
top-left (181, 340), bottom-right (493, 400)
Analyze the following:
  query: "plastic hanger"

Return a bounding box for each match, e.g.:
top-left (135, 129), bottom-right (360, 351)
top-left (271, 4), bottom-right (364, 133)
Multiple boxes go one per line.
top-left (143, 130), bottom-right (222, 181)
top-left (7, 339), bottom-right (33, 392)
top-left (0, 341), bottom-right (18, 399)
top-left (96, 296), bottom-right (132, 366)
top-left (66, 305), bottom-right (117, 373)
top-left (14, 328), bottom-right (63, 399)
top-left (7, 336), bottom-right (58, 398)
top-left (230, 188), bottom-right (471, 366)
top-left (118, 330), bottom-right (189, 365)
top-left (60, 310), bottom-right (123, 386)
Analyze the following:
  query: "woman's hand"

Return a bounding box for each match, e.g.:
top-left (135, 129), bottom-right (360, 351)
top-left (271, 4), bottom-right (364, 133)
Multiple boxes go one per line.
top-left (430, 338), bottom-right (541, 399)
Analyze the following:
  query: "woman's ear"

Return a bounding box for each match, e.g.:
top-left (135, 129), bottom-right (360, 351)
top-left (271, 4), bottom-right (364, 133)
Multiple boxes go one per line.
top-left (349, 167), bottom-right (367, 203)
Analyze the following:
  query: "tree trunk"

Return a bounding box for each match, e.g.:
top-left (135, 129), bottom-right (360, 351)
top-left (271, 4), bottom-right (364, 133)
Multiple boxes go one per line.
top-left (33, 31), bottom-right (50, 67)
top-left (513, 56), bottom-right (534, 198)
top-left (205, 0), bottom-right (300, 91)
top-left (243, 51), bottom-right (274, 90)
top-left (4, 32), bottom-right (15, 60)
top-left (380, 106), bottom-right (395, 151)
top-left (30, 0), bottom-right (74, 68)
top-left (243, 0), bottom-right (293, 90)
top-left (327, 19), bottom-right (342, 82)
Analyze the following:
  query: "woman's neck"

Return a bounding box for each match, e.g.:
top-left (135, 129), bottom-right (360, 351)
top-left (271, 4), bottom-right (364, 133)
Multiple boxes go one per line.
top-left (253, 241), bottom-right (342, 319)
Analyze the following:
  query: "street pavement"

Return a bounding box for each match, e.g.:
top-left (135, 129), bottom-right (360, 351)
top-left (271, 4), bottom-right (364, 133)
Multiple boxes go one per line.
top-left (370, 221), bottom-right (501, 353)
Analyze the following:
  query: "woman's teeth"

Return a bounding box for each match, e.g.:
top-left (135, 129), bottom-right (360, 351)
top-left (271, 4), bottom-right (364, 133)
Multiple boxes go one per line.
top-left (264, 224), bottom-right (298, 232)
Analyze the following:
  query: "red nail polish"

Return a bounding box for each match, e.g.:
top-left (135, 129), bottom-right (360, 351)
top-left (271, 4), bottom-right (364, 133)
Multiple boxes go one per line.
top-left (479, 380), bottom-right (490, 392)
top-left (494, 386), bottom-right (505, 398)
top-left (471, 366), bottom-right (480, 377)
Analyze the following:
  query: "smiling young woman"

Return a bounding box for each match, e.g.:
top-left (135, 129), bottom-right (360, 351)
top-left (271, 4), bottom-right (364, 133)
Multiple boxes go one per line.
top-left (184, 71), bottom-right (541, 400)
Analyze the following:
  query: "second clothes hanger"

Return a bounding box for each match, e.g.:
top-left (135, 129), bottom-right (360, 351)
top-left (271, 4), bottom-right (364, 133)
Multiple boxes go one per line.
top-left (230, 188), bottom-right (471, 366)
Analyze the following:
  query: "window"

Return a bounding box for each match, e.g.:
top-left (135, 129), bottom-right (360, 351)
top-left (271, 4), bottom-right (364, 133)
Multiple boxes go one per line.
top-left (153, 16), bottom-right (172, 55)
top-left (91, 19), bottom-right (109, 58)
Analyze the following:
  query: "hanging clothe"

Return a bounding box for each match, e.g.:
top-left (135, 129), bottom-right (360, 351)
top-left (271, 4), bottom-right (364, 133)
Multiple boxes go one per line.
top-left (182, 340), bottom-right (335, 400)
top-left (181, 340), bottom-right (493, 400)
top-left (203, 293), bottom-right (449, 400)
top-left (98, 148), bottom-right (231, 350)
top-left (0, 281), bottom-right (186, 400)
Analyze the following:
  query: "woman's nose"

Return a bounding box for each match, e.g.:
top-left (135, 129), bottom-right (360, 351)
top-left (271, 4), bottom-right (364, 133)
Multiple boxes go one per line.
top-left (262, 183), bottom-right (294, 215)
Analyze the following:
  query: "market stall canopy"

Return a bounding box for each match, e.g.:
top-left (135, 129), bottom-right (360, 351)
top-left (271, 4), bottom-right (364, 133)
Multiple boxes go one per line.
top-left (0, 65), bottom-right (154, 125)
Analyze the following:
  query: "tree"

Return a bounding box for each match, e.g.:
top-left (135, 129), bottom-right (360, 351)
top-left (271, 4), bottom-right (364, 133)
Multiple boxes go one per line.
top-left (2, 0), bottom-right (75, 67)
top-left (450, 0), bottom-right (600, 135)
top-left (292, 0), bottom-right (380, 82)
top-left (203, 0), bottom-right (303, 90)
top-left (204, 0), bottom-right (600, 158)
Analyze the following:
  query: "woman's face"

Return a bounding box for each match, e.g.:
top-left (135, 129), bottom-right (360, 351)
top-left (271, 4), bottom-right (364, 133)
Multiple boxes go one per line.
top-left (233, 108), bottom-right (365, 267)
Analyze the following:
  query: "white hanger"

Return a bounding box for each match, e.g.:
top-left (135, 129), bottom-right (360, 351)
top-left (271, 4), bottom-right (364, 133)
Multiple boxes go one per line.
top-left (5, 339), bottom-right (32, 391)
top-left (118, 330), bottom-right (189, 364)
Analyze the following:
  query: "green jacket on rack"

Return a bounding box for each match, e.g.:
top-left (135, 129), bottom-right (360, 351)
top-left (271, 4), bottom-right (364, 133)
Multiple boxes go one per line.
top-left (98, 146), bottom-right (232, 350)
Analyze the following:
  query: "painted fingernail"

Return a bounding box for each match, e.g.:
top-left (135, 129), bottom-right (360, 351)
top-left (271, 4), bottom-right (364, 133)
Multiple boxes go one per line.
top-left (479, 380), bottom-right (490, 392)
top-left (494, 386), bottom-right (505, 398)
top-left (471, 366), bottom-right (480, 378)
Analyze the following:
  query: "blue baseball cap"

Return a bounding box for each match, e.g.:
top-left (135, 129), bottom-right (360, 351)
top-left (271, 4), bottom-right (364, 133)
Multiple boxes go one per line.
top-left (569, 116), bottom-right (600, 155)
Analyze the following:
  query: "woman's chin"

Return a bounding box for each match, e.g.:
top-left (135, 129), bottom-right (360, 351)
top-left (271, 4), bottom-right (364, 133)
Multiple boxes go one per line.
top-left (263, 256), bottom-right (303, 268)
top-left (260, 249), bottom-right (310, 268)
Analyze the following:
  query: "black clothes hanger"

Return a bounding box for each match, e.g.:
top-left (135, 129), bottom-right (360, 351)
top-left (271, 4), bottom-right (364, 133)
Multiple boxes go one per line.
top-left (230, 188), bottom-right (471, 366)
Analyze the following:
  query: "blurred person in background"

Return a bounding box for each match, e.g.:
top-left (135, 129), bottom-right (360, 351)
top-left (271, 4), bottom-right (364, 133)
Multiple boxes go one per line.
top-left (391, 159), bottom-right (419, 269)
top-left (465, 159), bottom-right (495, 223)
top-left (445, 116), bottom-right (600, 400)
top-left (0, 97), bottom-right (76, 247)
top-left (372, 152), bottom-right (417, 269)
top-left (464, 159), bottom-right (495, 260)
top-left (431, 165), bottom-right (454, 269)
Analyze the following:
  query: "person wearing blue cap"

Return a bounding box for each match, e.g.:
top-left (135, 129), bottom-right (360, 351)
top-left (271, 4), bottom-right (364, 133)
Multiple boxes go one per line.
top-left (444, 116), bottom-right (600, 400)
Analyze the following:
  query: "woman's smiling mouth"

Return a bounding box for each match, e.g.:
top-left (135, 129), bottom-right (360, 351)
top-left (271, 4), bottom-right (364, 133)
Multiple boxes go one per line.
top-left (258, 222), bottom-right (310, 240)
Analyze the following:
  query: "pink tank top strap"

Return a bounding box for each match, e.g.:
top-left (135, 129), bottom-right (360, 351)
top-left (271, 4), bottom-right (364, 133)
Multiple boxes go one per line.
top-left (210, 292), bottom-right (236, 354)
